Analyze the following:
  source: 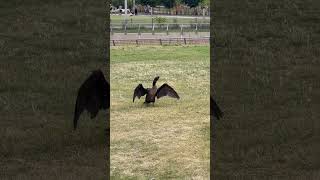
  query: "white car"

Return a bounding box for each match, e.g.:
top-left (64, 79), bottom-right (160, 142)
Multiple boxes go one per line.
top-left (119, 9), bottom-right (134, 16)
top-left (111, 9), bottom-right (119, 13)
top-left (110, 8), bottom-right (134, 16)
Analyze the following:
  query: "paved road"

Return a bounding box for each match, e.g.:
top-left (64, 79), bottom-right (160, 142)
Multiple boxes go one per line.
top-left (136, 14), bottom-right (210, 19)
top-left (111, 32), bottom-right (210, 40)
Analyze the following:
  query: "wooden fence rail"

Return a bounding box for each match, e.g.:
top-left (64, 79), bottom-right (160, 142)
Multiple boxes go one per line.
top-left (110, 23), bottom-right (210, 35)
top-left (110, 37), bottom-right (209, 46)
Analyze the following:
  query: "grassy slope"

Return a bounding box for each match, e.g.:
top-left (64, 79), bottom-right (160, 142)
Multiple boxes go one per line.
top-left (111, 14), bottom-right (210, 24)
top-left (111, 15), bottom-right (210, 33)
top-left (110, 46), bottom-right (210, 179)
top-left (0, 1), bottom-right (109, 179)
top-left (212, 0), bottom-right (320, 179)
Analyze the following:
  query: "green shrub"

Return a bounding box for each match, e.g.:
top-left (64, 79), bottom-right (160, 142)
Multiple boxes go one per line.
top-left (154, 16), bottom-right (167, 24)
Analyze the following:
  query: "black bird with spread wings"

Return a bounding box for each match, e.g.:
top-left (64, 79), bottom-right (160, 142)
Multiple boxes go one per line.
top-left (133, 76), bottom-right (180, 104)
top-left (210, 96), bottom-right (223, 120)
top-left (73, 69), bottom-right (109, 130)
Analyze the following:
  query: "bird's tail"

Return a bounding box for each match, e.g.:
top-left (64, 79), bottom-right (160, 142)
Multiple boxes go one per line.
top-left (153, 76), bottom-right (160, 86)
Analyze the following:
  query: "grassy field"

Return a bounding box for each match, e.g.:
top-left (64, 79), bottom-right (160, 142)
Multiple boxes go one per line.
top-left (110, 46), bottom-right (210, 178)
top-left (212, 0), bottom-right (320, 179)
top-left (0, 1), bottom-right (109, 179)
top-left (111, 14), bottom-right (210, 24)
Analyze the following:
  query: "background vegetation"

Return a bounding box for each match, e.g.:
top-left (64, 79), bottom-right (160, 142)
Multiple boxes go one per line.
top-left (212, 0), bottom-right (320, 179)
top-left (111, 0), bottom-right (210, 9)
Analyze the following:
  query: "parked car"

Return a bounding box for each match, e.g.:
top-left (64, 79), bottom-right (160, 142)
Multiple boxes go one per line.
top-left (111, 9), bottom-right (120, 14)
top-left (110, 8), bottom-right (134, 16)
top-left (119, 9), bottom-right (134, 16)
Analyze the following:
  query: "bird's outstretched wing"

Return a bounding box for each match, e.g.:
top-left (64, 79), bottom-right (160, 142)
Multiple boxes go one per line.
top-left (133, 84), bottom-right (147, 102)
top-left (73, 69), bottom-right (109, 130)
top-left (210, 97), bottom-right (223, 120)
top-left (156, 83), bottom-right (180, 99)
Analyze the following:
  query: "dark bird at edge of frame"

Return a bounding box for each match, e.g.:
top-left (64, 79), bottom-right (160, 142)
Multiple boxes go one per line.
top-left (133, 76), bottom-right (180, 104)
top-left (210, 96), bottom-right (223, 120)
top-left (73, 69), bottom-right (110, 130)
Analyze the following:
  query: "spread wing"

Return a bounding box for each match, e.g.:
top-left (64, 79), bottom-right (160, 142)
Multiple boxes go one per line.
top-left (210, 97), bottom-right (223, 120)
top-left (96, 71), bottom-right (110, 110)
top-left (156, 83), bottom-right (180, 99)
top-left (73, 70), bottom-right (109, 130)
top-left (133, 84), bottom-right (147, 102)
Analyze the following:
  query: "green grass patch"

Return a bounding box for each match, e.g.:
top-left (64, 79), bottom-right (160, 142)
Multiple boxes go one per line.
top-left (0, 1), bottom-right (108, 179)
top-left (111, 15), bottom-right (210, 33)
top-left (111, 15), bottom-right (210, 24)
top-left (212, 0), bottom-right (320, 179)
top-left (110, 46), bottom-right (210, 178)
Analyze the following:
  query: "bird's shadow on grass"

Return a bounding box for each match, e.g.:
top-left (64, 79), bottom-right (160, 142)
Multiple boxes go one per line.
top-left (131, 100), bottom-right (180, 109)
top-left (61, 112), bottom-right (109, 148)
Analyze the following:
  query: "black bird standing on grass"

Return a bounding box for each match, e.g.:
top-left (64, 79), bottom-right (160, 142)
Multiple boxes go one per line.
top-left (73, 69), bottom-right (109, 130)
top-left (133, 76), bottom-right (180, 104)
top-left (210, 96), bottom-right (223, 120)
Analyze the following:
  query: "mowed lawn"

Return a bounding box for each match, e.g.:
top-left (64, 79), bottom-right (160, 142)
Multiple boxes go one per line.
top-left (212, 0), bottom-right (320, 179)
top-left (110, 46), bottom-right (210, 178)
top-left (0, 1), bottom-right (108, 179)
top-left (111, 14), bottom-right (210, 24)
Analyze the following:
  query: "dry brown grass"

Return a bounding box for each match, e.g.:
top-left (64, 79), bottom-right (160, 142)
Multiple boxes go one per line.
top-left (110, 46), bottom-right (210, 179)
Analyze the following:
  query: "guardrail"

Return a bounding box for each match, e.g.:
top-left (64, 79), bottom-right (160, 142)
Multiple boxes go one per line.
top-left (110, 23), bottom-right (210, 34)
top-left (110, 37), bottom-right (209, 46)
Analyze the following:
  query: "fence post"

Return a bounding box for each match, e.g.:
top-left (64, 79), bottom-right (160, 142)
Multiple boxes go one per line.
top-left (195, 24), bottom-right (198, 35)
top-left (159, 39), bottom-right (162, 45)
top-left (124, 24), bottom-right (127, 35)
top-left (166, 24), bottom-right (169, 35)
top-left (136, 40), bottom-right (138, 45)
top-left (112, 40), bottom-right (115, 46)
top-left (138, 24), bottom-right (141, 37)
top-left (184, 38), bottom-right (186, 45)
top-left (152, 24), bottom-right (155, 35)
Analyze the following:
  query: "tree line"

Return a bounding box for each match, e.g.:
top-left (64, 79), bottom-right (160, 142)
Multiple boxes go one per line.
top-left (111, 0), bottom-right (210, 9)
